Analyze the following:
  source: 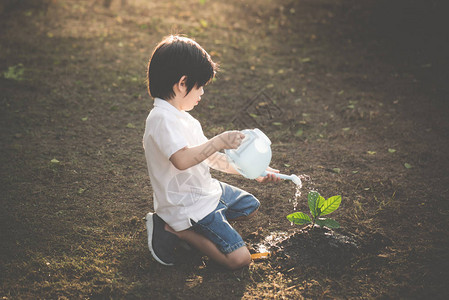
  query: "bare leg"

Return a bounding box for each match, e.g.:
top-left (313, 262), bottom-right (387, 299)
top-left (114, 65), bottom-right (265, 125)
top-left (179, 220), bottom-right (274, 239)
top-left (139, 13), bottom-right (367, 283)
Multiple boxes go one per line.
top-left (165, 224), bottom-right (251, 270)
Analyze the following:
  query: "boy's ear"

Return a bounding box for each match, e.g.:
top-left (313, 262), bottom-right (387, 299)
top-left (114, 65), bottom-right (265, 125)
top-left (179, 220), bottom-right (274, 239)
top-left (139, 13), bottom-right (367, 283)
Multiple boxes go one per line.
top-left (174, 76), bottom-right (187, 95)
top-left (179, 75), bottom-right (187, 86)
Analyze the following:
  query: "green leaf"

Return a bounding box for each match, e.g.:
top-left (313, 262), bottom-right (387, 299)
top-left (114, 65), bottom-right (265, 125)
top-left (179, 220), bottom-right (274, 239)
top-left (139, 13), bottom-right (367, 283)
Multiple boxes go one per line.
top-left (320, 195), bottom-right (341, 216)
top-left (404, 163), bottom-right (412, 169)
top-left (287, 212), bottom-right (311, 225)
top-left (332, 167), bottom-right (341, 174)
top-left (388, 148), bottom-right (396, 153)
top-left (316, 218), bottom-right (340, 228)
top-left (3, 64), bottom-right (25, 81)
top-left (308, 191), bottom-right (321, 218)
top-left (199, 19), bottom-right (208, 28)
top-left (317, 195), bottom-right (325, 209)
top-left (315, 219), bottom-right (325, 227)
top-left (50, 158), bottom-right (60, 164)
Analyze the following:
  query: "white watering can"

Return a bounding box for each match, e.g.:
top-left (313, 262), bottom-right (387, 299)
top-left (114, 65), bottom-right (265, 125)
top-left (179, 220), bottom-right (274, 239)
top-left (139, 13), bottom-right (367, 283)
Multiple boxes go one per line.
top-left (225, 128), bottom-right (302, 186)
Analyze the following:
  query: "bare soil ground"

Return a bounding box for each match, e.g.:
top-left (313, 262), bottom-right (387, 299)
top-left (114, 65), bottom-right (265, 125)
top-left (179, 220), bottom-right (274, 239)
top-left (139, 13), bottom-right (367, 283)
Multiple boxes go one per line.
top-left (1, 0), bottom-right (448, 298)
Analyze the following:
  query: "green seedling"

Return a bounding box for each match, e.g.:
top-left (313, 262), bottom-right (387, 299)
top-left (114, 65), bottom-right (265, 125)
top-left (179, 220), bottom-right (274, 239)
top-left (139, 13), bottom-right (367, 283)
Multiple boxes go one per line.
top-left (287, 191), bottom-right (341, 229)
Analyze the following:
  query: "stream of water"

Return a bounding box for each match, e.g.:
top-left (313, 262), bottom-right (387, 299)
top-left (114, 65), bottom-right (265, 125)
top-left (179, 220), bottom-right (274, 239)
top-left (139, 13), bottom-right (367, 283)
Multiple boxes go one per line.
top-left (289, 174), bottom-right (312, 210)
top-left (253, 174), bottom-right (315, 254)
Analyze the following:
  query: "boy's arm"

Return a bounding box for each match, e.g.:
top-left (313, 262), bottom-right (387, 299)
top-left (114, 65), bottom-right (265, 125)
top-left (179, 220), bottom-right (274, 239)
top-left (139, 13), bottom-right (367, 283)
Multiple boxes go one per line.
top-left (206, 154), bottom-right (283, 183)
top-left (170, 131), bottom-right (245, 171)
top-left (207, 154), bottom-right (283, 182)
top-left (206, 152), bottom-right (240, 174)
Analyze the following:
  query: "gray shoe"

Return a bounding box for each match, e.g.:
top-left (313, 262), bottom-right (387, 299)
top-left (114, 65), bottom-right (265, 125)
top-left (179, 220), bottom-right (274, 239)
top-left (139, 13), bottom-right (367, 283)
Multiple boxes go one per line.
top-left (145, 212), bottom-right (179, 266)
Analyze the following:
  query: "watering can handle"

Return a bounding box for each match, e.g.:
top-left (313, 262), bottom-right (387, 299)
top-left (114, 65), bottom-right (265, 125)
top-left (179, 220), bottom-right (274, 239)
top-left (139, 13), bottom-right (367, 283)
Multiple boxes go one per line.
top-left (239, 129), bottom-right (252, 145)
top-left (238, 128), bottom-right (271, 148)
top-left (253, 128), bottom-right (272, 145)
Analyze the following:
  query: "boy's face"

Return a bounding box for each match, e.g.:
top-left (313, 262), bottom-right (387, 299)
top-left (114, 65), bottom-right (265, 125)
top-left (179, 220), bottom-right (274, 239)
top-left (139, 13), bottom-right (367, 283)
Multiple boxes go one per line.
top-left (182, 85), bottom-right (204, 111)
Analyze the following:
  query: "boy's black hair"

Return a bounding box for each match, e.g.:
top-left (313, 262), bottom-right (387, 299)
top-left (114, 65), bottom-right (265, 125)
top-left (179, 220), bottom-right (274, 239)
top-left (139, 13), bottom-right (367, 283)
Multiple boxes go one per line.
top-left (147, 35), bottom-right (218, 100)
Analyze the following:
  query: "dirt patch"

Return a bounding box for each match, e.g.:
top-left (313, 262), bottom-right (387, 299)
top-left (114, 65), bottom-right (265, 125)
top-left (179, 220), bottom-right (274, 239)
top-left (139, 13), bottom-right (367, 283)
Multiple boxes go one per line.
top-left (270, 227), bottom-right (360, 272)
top-left (248, 225), bottom-right (391, 276)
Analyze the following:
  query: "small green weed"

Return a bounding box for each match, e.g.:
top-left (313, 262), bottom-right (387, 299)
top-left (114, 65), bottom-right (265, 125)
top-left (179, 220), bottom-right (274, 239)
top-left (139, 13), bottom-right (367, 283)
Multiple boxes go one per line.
top-left (287, 191), bottom-right (341, 228)
top-left (3, 64), bottom-right (25, 81)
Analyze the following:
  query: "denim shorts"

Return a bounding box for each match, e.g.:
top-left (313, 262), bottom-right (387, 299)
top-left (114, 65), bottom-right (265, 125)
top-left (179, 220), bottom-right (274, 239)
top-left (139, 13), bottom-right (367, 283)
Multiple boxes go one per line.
top-left (191, 182), bottom-right (260, 254)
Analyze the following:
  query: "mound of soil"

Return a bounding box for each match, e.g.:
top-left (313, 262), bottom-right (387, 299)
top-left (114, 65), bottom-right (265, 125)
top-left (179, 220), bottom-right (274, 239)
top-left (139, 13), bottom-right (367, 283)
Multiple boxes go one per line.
top-left (249, 226), bottom-right (391, 276)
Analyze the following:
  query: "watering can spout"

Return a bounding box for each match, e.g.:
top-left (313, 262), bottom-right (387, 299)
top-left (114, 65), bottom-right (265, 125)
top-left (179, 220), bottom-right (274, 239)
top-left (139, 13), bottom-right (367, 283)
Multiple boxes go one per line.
top-left (262, 171), bottom-right (302, 186)
top-left (290, 174), bottom-right (302, 186)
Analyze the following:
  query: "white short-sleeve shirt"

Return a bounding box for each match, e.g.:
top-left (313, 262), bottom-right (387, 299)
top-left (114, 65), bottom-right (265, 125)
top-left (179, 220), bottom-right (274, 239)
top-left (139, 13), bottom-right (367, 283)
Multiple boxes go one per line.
top-left (143, 98), bottom-right (221, 231)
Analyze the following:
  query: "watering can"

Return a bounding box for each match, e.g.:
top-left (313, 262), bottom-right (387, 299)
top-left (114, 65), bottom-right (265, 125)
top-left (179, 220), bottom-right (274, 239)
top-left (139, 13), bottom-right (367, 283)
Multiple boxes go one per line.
top-left (225, 128), bottom-right (302, 185)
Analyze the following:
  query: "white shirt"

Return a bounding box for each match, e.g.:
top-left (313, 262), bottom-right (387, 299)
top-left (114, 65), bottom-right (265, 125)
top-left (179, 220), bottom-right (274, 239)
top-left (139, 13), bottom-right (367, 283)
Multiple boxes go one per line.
top-left (143, 98), bottom-right (222, 231)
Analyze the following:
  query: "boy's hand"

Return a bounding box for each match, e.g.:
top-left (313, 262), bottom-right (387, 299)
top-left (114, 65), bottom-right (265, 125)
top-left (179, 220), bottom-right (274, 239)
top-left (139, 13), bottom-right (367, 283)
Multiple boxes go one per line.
top-left (216, 131), bottom-right (246, 150)
top-left (256, 167), bottom-right (282, 183)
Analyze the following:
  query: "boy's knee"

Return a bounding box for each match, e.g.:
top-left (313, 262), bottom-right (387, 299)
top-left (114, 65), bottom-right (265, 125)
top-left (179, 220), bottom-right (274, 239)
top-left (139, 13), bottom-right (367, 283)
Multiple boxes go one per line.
top-left (245, 197), bottom-right (260, 219)
top-left (225, 247), bottom-right (252, 270)
top-left (247, 208), bottom-right (258, 219)
top-left (227, 256), bottom-right (251, 270)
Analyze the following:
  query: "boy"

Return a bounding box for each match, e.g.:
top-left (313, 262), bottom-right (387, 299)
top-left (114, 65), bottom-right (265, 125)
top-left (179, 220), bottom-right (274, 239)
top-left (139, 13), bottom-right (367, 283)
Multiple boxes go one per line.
top-left (143, 35), bottom-right (280, 270)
